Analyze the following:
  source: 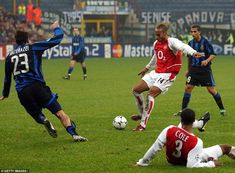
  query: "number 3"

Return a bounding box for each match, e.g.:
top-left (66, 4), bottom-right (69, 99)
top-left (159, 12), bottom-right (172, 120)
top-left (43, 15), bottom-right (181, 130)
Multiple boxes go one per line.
top-left (11, 53), bottom-right (29, 75)
top-left (172, 140), bottom-right (183, 158)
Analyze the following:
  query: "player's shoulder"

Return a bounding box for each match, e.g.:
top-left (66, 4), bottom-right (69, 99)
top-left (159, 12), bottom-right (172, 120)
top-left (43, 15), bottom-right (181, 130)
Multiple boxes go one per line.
top-left (165, 125), bottom-right (177, 132)
top-left (168, 37), bottom-right (184, 47)
top-left (168, 37), bottom-right (182, 43)
top-left (188, 39), bottom-right (194, 45)
top-left (153, 40), bottom-right (158, 47)
top-left (202, 36), bottom-right (212, 45)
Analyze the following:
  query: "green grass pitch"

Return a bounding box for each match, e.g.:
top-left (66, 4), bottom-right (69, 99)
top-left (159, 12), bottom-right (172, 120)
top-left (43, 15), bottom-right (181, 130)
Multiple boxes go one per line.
top-left (0, 56), bottom-right (235, 173)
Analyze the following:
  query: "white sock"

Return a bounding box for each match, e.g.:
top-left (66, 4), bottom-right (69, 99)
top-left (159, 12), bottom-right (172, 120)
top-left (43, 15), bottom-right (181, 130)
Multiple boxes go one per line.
top-left (133, 91), bottom-right (145, 115)
top-left (229, 146), bottom-right (235, 156)
top-left (140, 95), bottom-right (154, 128)
top-left (192, 120), bottom-right (203, 129)
top-left (178, 120), bottom-right (203, 129)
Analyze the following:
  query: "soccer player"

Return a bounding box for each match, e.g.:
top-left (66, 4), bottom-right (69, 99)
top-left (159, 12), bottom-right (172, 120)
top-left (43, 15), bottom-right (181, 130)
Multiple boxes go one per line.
top-left (136, 108), bottom-right (235, 168)
top-left (63, 27), bottom-right (87, 80)
top-left (0, 21), bottom-right (87, 142)
top-left (175, 25), bottom-right (226, 116)
top-left (131, 23), bottom-right (202, 131)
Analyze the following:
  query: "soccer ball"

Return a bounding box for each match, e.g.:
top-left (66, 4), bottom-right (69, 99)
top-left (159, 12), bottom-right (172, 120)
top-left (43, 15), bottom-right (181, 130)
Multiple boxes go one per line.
top-left (112, 116), bottom-right (128, 130)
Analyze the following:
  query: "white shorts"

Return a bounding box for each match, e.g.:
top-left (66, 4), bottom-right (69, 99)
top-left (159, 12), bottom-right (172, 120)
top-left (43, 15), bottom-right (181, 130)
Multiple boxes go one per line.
top-left (199, 145), bottom-right (223, 161)
top-left (142, 70), bottom-right (175, 94)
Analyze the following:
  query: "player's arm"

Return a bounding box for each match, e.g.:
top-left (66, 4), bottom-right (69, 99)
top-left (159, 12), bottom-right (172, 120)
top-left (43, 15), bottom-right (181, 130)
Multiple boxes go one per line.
top-left (1, 58), bottom-right (12, 100)
top-left (201, 54), bottom-right (215, 66)
top-left (201, 40), bottom-right (216, 66)
top-left (32, 21), bottom-right (64, 51)
top-left (138, 54), bottom-right (156, 77)
top-left (136, 126), bottom-right (172, 167)
top-left (169, 38), bottom-right (202, 58)
top-left (187, 139), bottom-right (217, 168)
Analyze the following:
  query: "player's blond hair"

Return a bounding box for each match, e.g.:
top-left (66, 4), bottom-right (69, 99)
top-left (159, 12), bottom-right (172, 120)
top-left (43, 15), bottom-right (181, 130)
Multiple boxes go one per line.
top-left (156, 23), bottom-right (169, 32)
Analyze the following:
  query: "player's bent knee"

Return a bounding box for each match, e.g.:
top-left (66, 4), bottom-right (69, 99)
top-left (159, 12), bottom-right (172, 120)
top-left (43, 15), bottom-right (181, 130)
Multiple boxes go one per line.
top-left (46, 100), bottom-right (62, 115)
top-left (220, 144), bottom-right (232, 155)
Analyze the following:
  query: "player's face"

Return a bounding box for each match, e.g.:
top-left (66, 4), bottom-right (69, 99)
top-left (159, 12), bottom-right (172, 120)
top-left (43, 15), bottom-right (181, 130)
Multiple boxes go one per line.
top-left (73, 29), bottom-right (80, 35)
top-left (190, 28), bottom-right (201, 40)
top-left (155, 28), bottom-right (167, 41)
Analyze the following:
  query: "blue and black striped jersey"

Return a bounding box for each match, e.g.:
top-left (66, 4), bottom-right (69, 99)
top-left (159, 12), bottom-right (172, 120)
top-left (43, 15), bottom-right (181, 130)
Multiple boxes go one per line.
top-left (2, 27), bottom-right (64, 97)
top-left (72, 35), bottom-right (86, 55)
top-left (188, 36), bottom-right (215, 68)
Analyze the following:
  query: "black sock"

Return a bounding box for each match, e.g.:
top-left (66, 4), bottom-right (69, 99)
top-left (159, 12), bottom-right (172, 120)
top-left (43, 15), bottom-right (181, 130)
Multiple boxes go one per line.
top-left (182, 92), bottom-right (191, 110)
top-left (213, 92), bottom-right (225, 110)
top-left (82, 67), bottom-right (87, 75)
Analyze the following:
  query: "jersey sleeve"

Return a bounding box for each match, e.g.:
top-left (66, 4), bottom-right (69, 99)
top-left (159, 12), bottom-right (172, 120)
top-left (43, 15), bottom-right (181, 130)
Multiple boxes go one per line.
top-left (187, 138), bottom-right (215, 168)
top-left (137, 125), bottom-right (173, 166)
top-left (32, 27), bottom-right (64, 51)
top-left (2, 58), bottom-right (12, 97)
top-left (168, 38), bottom-right (196, 56)
top-left (205, 40), bottom-right (216, 56)
top-left (146, 54), bottom-right (156, 70)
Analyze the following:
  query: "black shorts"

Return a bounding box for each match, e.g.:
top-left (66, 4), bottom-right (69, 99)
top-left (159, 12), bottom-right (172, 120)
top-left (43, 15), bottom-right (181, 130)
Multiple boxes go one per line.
top-left (186, 67), bottom-right (216, 86)
top-left (72, 51), bottom-right (86, 63)
top-left (17, 82), bottom-right (62, 117)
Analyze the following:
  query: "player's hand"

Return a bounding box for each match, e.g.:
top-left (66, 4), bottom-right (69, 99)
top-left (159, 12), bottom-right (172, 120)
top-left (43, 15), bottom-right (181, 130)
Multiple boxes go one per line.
top-left (193, 52), bottom-right (203, 58)
top-left (138, 67), bottom-right (149, 78)
top-left (0, 96), bottom-right (6, 101)
top-left (51, 21), bottom-right (59, 29)
top-left (214, 160), bottom-right (223, 167)
top-left (201, 59), bottom-right (209, 66)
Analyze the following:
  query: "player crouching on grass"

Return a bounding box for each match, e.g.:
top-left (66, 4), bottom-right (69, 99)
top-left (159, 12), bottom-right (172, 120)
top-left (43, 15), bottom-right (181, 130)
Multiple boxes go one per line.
top-left (136, 108), bottom-right (235, 168)
top-left (0, 21), bottom-right (87, 142)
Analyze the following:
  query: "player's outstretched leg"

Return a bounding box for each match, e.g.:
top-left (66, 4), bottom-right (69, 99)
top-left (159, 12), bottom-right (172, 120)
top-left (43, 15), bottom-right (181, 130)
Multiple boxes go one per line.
top-left (66, 120), bottom-right (88, 142)
top-left (63, 67), bottom-right (73, 80)
top-left (227, 146), bottom-right (235, 159)
top-left (131, 91), bottom-right (144, 121)
top-left (63, 74), bottom-right (71, 80)
top-left (133, 95), bottom-right (155, 131)
top-left (173, 110), bottom-right (182, 116)
top-left (208, 88), bottom-right (226, 116)
top-left (173, 92), bottom-right (192, 116)
top-left (32, 113), bottom-right (58, 138)
top-left (43, 120), bottom-right (58, 138)
top-left (81, 62), bottom-right (87, 80)
top-left (197, 112), bottom-right (210, 132)
top-left (56, 110), bottom-right (88, 142)
top-left (177, 111), bottom-right (210, 132)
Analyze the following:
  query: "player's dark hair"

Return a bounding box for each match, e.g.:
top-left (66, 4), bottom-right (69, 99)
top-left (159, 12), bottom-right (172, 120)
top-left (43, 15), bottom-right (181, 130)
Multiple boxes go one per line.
top-left (15, 30), bottom-right (29, 45)
top-left (180, 108), bottom-right (195, 125)
top-left (156, 23), bottom-right (169, 32)
top-left (191, 24), bottom-right (201, 32)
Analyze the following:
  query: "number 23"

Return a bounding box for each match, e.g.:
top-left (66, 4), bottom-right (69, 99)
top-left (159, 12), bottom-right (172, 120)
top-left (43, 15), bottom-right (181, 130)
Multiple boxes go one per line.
top-left (11, 53), bottom-right (29, 75)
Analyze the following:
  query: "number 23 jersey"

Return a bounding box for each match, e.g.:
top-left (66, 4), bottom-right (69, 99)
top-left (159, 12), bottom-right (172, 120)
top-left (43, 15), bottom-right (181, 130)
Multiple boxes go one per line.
top-left (2, 27), bottom-right (64, 97)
